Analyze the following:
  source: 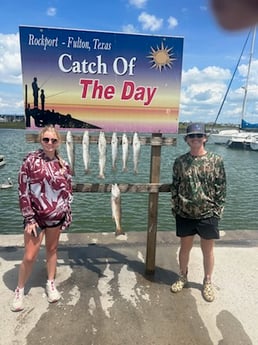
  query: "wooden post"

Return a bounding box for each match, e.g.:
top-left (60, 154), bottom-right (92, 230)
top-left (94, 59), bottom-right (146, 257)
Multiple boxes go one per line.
top-left (145, 133), bottom-right (162, 274)
top-left (25, 84), bottom-right (31, 128)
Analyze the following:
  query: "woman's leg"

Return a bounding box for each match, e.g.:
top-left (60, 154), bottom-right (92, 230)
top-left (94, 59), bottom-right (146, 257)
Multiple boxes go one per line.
top-left (17, 231), bottom-right (45, 288)
top-left (44, 226), bottom-right (61, 303)
top-left (44, 225), bottom-right (61, 280)
top-left (12, 231), bottom-right (44, 311)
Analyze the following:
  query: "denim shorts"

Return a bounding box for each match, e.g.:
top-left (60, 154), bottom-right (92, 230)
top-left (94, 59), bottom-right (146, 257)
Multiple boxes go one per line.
top-left (175, 215), bottom-right (220, 240)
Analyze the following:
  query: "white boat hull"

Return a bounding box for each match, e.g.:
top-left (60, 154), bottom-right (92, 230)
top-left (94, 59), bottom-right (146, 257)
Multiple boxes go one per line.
top-left (211, 130), bottom-right (258, 147)
top-left (210, 129), bottom-right (241, 144)
top-left (227, 134), bottom-right (258, 150)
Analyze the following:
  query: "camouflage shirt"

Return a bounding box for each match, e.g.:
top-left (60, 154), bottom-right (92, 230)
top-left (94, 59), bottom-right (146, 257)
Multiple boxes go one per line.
top-left (171, 151), bottom-right (226, 219)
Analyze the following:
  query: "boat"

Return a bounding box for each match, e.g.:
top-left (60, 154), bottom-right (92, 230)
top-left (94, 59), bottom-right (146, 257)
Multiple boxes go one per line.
top-left (0, 178), bottom-right (13, 189)
top-left (211, 128), bottom-right (245, 144)
top-left (250, 136), bottom-right (258, 150)
top-left (211, 27), bottom-right (258, 149)
top-left (0, 155), bottom-right (6, 168)
top-left (227, 134), bottom-right (258, 150)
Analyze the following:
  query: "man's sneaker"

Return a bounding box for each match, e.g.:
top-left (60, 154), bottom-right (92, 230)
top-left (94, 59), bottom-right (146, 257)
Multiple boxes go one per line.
top-left (202, 280), bottom-right (215, 302)
top-left (11, 287), bottom-right (24, 312)
top-left (46, 280), bottom-right (61, 303)
top-left (171, 273), bottom-right (188, 293)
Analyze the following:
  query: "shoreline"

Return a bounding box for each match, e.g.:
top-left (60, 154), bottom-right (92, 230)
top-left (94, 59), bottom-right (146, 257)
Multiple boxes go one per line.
top-left (1, 229), bottom-right (258, 248)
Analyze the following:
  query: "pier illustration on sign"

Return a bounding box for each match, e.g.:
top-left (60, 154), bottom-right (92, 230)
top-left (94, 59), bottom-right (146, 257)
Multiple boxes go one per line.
top-left (25, 77), bottom-right (101, 129)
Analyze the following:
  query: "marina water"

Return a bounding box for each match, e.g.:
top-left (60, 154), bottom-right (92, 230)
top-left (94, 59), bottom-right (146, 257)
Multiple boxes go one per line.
top-left (0, 128), bottom-right (257, 234)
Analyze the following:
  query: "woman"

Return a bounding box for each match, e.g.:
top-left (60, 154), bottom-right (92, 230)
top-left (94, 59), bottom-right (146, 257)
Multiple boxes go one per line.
top-left (170, 123), bottom-right (226, 302)
top-left (12, 125), bottom-right (73, 312)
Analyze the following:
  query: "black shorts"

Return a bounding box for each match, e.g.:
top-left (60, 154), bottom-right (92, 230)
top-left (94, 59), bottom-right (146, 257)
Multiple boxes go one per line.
top-left (175, 215), bottom-right (220, 240)
top-left (40, 216), bottom-right (66, 230)
top-left (23, 216), bottom-right (65, 230)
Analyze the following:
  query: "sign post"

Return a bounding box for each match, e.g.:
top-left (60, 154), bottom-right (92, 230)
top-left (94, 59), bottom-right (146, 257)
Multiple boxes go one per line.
top-left (146, 133), bottom-right (162, 274)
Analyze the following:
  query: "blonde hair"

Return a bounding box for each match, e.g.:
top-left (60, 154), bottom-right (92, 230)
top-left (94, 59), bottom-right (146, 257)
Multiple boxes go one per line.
top-left (38, 125), bottom-right (65, 169)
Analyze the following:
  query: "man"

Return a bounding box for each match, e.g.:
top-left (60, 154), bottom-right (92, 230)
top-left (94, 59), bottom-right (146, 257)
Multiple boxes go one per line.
top-left (170, 123), bottom-right (226, 302)
top-left (32, 77), bottom-right (40, 108)
top-left (211, 0), bottom-right (258, 30)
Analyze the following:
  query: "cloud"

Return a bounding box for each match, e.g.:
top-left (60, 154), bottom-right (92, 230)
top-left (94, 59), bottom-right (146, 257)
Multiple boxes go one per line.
top-left (129, 0), bottom-right (147, 9)
top-left (167, 16), bottom-right (178, 29)
top-left (138, 12), bottom-right (163, 31)
top-left (0, 33), bottom-right (23, 114)
top-left (46, 7), bottom-right (57, 16)
top-left (122, 24), bottom-right (138, 33)
top-left (200, 6), bottom-right (207, 11)
top-left (182, 66), bottom-right (231, 84)
top-left (0, 33), bottom-right (21, 85)
top-left (0, 91), bottom-right (24, 115)
top-left (238, 59), bottom-right (258, 83)
top-left (179, 65), bottom-right (255, 124)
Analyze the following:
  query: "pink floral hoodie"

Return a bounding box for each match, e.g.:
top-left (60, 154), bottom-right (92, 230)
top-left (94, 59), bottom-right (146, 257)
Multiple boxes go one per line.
top-left (18, 149), bottom-right (73, 231)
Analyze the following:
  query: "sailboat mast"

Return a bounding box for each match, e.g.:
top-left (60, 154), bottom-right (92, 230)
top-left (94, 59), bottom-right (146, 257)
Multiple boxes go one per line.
top-left (241, 26), bottom-right (256, 122)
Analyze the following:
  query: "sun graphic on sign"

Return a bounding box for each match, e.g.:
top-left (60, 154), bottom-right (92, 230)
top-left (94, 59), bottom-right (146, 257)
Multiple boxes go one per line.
top-left (148, 42), bottom-right (176, 71)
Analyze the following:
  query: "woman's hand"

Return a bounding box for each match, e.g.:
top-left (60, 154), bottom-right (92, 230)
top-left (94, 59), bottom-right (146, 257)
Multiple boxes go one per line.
top-left (25, 223), bottom-right (40, 237)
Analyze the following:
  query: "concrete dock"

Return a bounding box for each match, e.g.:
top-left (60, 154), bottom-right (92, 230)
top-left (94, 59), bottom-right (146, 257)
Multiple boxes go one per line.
top-left (1, 230), bottom-right (258, 345)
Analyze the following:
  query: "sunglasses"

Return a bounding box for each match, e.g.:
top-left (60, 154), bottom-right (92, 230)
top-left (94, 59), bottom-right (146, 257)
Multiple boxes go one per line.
top-left (187, 134), bottom-right (205, 139)
top-left (42, 137), bottom-right (58, 144)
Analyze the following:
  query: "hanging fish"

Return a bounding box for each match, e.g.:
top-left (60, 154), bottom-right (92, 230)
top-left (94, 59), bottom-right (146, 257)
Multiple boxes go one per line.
top-left (132, 132), bottom-right (141, 174)
top-left (98, 131), bottom-right (106, 179)
top-left (122, 133), bottom-right (129, 172)
top-left (82, 130), bottom-right (90, 174)
top-left (66, 130), bottom-right (75, 175)
top-left (111, 183), bottom-right (124, 236)
top-left (111, 132), bottom-right (118, 171)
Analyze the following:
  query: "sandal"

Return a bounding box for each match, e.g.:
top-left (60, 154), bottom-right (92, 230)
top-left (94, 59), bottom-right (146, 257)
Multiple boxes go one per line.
top-left (202, 280), bottom-right (215, 302)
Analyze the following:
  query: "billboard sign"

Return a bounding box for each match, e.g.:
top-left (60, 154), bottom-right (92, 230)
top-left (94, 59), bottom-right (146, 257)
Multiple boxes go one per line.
top-left (19, 26), bottom-right (183, 133)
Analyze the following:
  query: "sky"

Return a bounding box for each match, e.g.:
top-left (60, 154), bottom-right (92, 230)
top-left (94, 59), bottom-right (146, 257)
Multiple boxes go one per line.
top-left (0, 0), bottom-right (258, 125)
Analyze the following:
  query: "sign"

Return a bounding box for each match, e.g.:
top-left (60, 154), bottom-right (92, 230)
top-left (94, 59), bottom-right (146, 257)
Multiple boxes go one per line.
top-left (19, 26), bottom-right (184, 133)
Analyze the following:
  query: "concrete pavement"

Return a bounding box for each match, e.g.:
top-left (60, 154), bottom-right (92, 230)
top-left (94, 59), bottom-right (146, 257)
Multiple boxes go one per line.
top-left (1, 230), bottom-right (258, 345)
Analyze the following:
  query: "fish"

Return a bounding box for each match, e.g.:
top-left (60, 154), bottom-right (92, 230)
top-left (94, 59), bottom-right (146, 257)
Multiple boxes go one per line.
top-left (111, 132), bottom-right (118, 171)
top-left (122, 133), bottom-right (129, 172)
top-left (66, 130), bottom-right (75, 175)
top-left (82, 130), bottom-right (90, 174)
top-left (132, 132), bottom-right (141, 174)
top-left (98, 131), bottom-right (106, 179)
top-left (111, 183), bottom-right (124, 236)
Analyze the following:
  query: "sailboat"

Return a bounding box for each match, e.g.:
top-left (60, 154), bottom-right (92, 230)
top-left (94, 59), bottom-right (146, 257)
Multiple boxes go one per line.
top-left (211, 27), bottom-right (258, 150)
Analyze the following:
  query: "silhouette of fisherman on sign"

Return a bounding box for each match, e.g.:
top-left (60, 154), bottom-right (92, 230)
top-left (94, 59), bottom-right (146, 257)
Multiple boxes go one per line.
top-left (40, 89), bottom-right (45, 111)
top-left (32, 77), bottom-right (40, 108)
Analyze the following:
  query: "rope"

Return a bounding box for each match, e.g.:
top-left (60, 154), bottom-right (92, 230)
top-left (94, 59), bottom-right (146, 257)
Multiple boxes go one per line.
top-left (210, 29), bottom-right (252, 134)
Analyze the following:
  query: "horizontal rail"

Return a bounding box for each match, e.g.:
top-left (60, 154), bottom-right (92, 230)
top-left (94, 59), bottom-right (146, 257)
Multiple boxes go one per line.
top-left (25, 133), bottom-right (177, 146)
top-left (72, 183), bottom-right (171, 193)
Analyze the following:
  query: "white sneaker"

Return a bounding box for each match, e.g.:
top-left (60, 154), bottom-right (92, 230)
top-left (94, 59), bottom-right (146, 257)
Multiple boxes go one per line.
top-left (46, 280), bottom-right (61, 303)
top-left (11, 287), bottom-right (24, 312)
